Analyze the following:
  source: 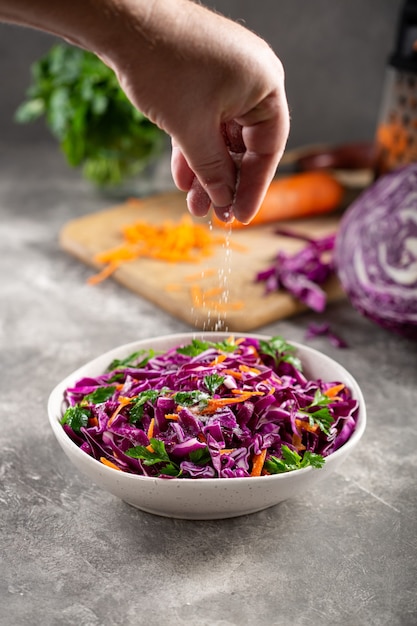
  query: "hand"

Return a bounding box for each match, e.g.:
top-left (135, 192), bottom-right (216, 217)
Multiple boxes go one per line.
top-left (1, 0), bottom-right (290, 224)
top-left (103, 0), bottom-right (290, 224)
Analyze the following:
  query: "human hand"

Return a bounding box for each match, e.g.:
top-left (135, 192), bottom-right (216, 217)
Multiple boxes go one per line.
top-left (104, 0), bottom-right (290, 224)
top-left (1, 0), bottom-right (290, 224)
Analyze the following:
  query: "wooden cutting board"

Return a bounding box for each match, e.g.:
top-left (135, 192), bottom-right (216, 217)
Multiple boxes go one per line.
top-left (59, 190), bottom-right (344, 331)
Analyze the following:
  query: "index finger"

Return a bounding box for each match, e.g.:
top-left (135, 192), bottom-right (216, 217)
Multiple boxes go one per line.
top-left (232, 91), bottom-right (290, 224)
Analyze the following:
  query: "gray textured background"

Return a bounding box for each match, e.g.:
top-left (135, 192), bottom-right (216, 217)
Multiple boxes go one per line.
top-left (0, 0), bottom-right (404, 150)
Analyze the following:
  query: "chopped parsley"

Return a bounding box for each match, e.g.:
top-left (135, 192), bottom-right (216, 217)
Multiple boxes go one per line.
top-left (125, 438), bottom-right (180, 476)
top-left (176, 338), bottom-right (237, 357)
top-left (83, 386), bottom-right (116, 404)
top-left (259, 336), bottom-right (302, 371)
top-left (265, 445), bottom-right (325, 474)
top-left (60, 405), bottom-right (90, 434)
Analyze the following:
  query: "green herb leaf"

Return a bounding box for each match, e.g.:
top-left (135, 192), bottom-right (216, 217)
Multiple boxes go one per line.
top-left (173, 390), bottom-right (209, 408)
top-left (125, 438), bottom-right (180, 476)
top-left (128, 389), bottom-right (163, 423)
top-left (259, 336), bottom-right (302, 371)
top-left (15, 43), bottom-right (164, 187)
top-left (189, 447), bottom-right (211, 465)
top-left (264, 445), bottom-right (325, 474)
top-left (302, 389), bottom-right (335, 436)
top-left (204, 373), bottom-right (225, 395)
top-left (176, 338), bottom-right (237, 357)
top-left (107, 349), bottom-right (155, 372)
top-left (60, 405), bottom-right (90, 434)
top-left (84, 386), bottom-right (116, 404)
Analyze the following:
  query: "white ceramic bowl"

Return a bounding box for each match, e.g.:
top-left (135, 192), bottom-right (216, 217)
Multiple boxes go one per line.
top-left (48, 332), bottom-right (366, 519)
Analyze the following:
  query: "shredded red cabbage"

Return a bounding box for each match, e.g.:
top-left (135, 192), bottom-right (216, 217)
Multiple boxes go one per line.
top-left (255, 231), bottom-right (336, 312)
top-left (305, 322), bottom-right (348, 348)
top-left (60, 336), bottom-right (359, 479)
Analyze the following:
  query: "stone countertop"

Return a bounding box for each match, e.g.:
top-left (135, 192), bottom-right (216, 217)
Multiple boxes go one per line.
top-left (1, 143), bottom-right (416, 626)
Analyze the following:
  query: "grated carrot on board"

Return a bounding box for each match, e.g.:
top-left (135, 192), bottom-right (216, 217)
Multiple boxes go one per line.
top-left (209, 301), bottom-right (245, 312)
top-left (185, 268), bottom-right (217, 281)
top-left (190, 284), bottom-right (204, 308)
top-left (89, 214), bottom-right (227, 285)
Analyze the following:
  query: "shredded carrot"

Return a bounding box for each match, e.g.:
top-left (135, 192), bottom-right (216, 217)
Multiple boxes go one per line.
top-left (197, 433), bottom-right (207, 443)
top-left (208, 301), bottom-right (245, 312)
top-left (239, 365), bottom-right (261, 375)
top-left (202, 390), bottom-right (264, 413)
top-left (292, 432), bottom-right (306, 452)
top-left (164, 283), bottom-right (183, 292)
top-left (89, 214), bottom-right (229, 285)
top-left (251, 449), bottom-right (267, 477)
top-left (88, 416), bottom-right (98, 428)
top-left (100, 457), bottom-right (122, 471)
top-left (219, 448), bottom-right (236, 455)
top-left (295, 418), bottom-right (319, 434)
top-left (209, 354), bottom-right (227, 366)
top-left (107, 396), bottom-right (132, 427)
top-left (87, 261), bottom-right (123, 285)
top-left (202, 286), bottom-right (223, 298)
top-left (324, 383), bottom-right (345, 398)
top-left (231, 389), bottom-right (264, 396)
top-left (147, 417), bottom-right (155, 439)
top-left (222, 368), bottom-right (243, 380)
top-left (185, 268), bottom-right (216, 281)
top-left (165, 413), bottom-right (179, 421)
top-left (190, 284), bottom-right (204, 308)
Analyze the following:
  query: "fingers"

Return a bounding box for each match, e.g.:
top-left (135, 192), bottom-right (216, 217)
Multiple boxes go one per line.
top-left (170, 91), bottom-right (289, 224)
top-left (232, 92), bottom-right (290, 224)
top-left (171, 120), bottom-right (239, 219)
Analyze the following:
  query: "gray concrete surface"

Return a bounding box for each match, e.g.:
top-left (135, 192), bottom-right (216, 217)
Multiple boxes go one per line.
top-left (1, 142), bottom-right (416, 626)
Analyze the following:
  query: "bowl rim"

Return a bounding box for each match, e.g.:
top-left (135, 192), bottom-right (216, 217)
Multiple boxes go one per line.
top-left (48, 331), bottom-right (367, 485)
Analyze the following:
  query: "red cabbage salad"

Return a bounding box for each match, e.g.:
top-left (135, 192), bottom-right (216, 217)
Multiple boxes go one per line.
top-left (60, 336), bottom-right (359, 479)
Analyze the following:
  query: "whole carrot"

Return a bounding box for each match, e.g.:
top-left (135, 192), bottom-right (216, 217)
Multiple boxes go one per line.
top-left (213, 171), bottom-right (344, 228)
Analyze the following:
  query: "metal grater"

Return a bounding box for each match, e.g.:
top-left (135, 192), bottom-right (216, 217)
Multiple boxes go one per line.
top-left (375, 0), bottom-right (417, 175)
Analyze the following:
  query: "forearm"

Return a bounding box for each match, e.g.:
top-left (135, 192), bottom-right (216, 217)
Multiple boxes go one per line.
top-left (0, 0), bottom-right (290, 223)
top-left (0, 0), bottom-right (162, 58)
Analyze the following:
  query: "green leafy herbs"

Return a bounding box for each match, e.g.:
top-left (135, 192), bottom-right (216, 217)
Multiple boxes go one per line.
top-left (176, 338), bottom-right (237, 357)
top-left (128, 387), bottom-right (210, 424)
top-left (264, 445), bottom-right (325, 474)
top-left (125, 439), bottom-right (180, 477)
top-left (204, 373), bottom-right (225, 395)
top-left (189, 447), bottom-right (211, 466)
top-left (83, 386), bottom-right (116, 405)
top-left (128, 389), bottom-right (165, 424)
top-left (259, 336), bottom-right (302, 371)
top-left (302, 389), bottom-right (335, 436)
top-left (14, 43), bottom-right (165, 187)
top-left (172, 390), bottom-right (210, 408)
top-left (60, 405), bottom-right (90, 434)
top-left (107, 349), bottom-right (155, 372)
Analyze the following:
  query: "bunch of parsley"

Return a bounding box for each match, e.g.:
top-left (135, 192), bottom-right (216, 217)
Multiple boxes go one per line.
top-left (15, 43), bottom-right (165, 186)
